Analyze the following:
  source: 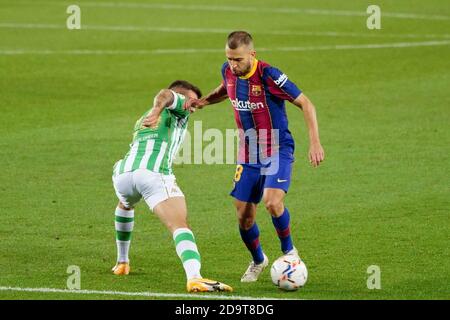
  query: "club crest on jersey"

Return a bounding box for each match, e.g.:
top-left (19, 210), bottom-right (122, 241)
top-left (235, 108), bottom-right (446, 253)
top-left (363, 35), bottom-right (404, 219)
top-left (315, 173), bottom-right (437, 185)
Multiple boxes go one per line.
top-left (251, 85), bottom-right (262, 96)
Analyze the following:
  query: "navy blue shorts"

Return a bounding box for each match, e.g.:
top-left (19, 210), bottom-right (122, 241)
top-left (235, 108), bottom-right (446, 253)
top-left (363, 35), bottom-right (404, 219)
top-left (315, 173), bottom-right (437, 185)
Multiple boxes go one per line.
top-left (230, 154), bottom-right (294, 204)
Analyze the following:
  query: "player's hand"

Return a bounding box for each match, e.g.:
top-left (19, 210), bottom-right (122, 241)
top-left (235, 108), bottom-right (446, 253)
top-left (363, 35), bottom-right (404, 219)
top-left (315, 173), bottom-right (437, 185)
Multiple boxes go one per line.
top-left (183, 98), bottom-right (207, 111)
top-left (309, 143), bottom-right (324, 167)
top-left (141, 109), bottom-right (161, 129)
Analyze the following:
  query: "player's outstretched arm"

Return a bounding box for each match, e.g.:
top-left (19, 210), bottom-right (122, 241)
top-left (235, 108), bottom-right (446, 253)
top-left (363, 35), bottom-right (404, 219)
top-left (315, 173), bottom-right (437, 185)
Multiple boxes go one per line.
top-left (142, 89), bottom-right (175, 128)
top-left (184, 84), bottom-right (228, 110)
top-left (292, 93), bottom-right (325, 167)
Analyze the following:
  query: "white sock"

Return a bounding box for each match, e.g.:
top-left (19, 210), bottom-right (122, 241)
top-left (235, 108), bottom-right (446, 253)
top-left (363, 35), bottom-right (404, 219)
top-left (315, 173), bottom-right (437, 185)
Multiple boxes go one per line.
top-left (173, 228), bottom-right (202, 280)
top-left (115, 207), bottom-right (134, 263)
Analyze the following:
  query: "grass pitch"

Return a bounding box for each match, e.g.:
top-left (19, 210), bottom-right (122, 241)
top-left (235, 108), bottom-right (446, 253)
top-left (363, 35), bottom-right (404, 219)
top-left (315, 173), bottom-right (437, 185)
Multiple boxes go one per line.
top-left (0, 0), bottom-right (449, 300)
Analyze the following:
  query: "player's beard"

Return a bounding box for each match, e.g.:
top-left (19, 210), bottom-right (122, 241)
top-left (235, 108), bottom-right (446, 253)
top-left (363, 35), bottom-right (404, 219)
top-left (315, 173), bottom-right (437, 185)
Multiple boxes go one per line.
top-left (232, 62), bottom-right (252, 77)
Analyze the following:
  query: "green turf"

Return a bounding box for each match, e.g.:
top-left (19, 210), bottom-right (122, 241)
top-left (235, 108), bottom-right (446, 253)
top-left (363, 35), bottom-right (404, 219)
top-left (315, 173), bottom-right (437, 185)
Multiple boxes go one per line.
top-left (0, 0), bottom-right (449, 300)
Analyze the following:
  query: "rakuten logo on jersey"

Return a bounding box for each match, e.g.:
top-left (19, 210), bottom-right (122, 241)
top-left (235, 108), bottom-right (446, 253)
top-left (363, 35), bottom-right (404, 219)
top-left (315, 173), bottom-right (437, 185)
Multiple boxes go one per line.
top-left (274, 73), bottom-right (288, 87)
top-left (231, 99), bottom-right (264, 111)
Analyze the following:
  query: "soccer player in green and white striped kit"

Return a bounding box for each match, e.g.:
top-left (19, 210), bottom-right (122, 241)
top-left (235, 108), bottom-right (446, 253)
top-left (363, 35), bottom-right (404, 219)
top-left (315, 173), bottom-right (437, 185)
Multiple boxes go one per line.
top-left (111, 80), bottom-right (232, 293)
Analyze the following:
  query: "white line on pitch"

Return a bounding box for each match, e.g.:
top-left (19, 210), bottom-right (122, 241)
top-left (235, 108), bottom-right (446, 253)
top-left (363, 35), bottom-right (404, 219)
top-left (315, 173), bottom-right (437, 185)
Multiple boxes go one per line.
top-left (0, 40), bottom-right (449, 56)
top-left (11, 1), bottom-right (450, 21)
top-left (1, 22), bottom-right (450, 40)
top-left (0, 286), bottom-right (302, 300)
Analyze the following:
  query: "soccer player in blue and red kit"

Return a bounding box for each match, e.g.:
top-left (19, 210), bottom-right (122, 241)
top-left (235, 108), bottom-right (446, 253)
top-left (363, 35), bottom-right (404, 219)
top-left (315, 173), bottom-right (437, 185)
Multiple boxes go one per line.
top-left (185, 31), bottom-right (325, 282)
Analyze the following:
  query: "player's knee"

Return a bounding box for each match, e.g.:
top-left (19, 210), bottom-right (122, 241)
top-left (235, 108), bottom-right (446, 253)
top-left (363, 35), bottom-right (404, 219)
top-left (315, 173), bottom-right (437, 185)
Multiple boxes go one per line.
top-left (263, 198), bottom-right (283, 216)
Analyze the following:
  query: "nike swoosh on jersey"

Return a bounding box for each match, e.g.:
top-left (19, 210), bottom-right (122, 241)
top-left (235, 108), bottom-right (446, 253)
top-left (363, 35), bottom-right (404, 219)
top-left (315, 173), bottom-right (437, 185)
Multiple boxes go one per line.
top-left (277, 179), bottom-right (288, 183)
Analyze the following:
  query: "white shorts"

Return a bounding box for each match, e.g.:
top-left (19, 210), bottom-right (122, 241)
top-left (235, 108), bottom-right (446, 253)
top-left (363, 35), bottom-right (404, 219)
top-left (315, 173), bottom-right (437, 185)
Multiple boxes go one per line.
top-left (112, 169), bottom-right (184, 210)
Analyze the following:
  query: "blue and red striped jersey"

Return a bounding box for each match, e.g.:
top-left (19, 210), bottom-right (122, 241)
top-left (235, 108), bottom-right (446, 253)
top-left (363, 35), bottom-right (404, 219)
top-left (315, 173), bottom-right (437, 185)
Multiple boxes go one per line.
top-left (221, 59), bottom-right (302, 166)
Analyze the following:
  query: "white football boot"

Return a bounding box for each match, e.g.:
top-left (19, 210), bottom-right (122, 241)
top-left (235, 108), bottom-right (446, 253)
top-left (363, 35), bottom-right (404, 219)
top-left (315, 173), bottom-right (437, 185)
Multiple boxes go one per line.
top-left (284, 247), bottom-right (300, 259)
top-left (241, 254), bottom-right (269, 282)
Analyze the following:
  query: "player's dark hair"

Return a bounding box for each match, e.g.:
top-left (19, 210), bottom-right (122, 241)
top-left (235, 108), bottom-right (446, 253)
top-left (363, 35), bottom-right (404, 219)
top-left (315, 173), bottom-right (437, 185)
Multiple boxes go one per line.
top-left (227, 31), bottom-right (253, 49)
top-left (168, 80), bottom-right (202, 98)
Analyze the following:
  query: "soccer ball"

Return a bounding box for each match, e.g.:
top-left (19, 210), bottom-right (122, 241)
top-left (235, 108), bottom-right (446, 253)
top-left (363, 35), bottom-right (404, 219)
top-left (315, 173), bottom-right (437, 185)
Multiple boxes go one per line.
top-left (270, 255), bottom-right (308, 291)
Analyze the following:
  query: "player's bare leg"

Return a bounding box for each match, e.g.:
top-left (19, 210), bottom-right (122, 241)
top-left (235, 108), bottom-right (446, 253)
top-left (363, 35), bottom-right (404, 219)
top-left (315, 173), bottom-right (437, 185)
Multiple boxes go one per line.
top-left (235, 200), bottom-right (269, 282)
top-left (263, 188), bottom-right (298, 257)
top-left (262, 188), bottom-right (285, 217)
top-left (112, 201), bottom-right (134, 275)
top-left (154, 197), bottom-right (232, 293)
top-left (153, 196), bottom-right (189, 233)
top-left (235, 200), bottom-right (257, 229)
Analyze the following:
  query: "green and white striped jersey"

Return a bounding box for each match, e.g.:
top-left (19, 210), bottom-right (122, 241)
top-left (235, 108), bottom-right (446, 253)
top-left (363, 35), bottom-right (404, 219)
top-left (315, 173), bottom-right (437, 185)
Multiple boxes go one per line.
top-left (113, 91), bottom-right (189, 176)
